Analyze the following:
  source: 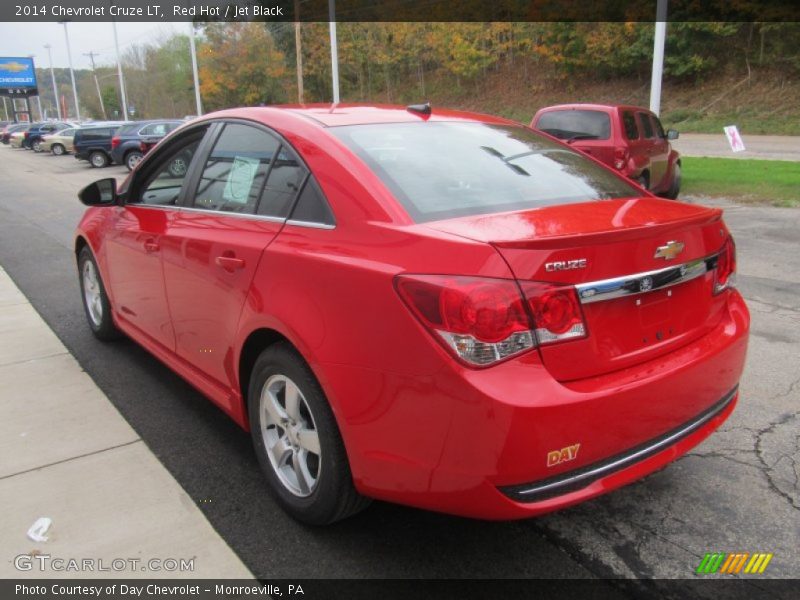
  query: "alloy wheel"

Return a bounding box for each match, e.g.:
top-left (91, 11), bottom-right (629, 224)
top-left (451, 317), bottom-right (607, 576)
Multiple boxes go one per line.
top-left (259, 374), bottom-right (321, 497)
top-left (82, 260), bottom-right (103, 327)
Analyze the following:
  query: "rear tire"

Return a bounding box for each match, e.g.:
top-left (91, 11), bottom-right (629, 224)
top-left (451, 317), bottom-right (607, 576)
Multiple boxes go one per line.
top-left (51, 144), bottom-right (65, 156)
top-left (78, 246), bottom-right (121, 341)
top-left (89, 151), bottom-right (109, 168)
top-left (125, 150), bottom-right (144, 171)
top-left (664, 163), bottom-right (681, 200)
top-left (248, 343), bottom-right (370, 525)
top-left (32, 140), bottom-right (43, 152)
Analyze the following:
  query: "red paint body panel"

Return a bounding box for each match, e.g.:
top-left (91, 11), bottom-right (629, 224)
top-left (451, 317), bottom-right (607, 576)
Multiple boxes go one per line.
top-left (75, 104), bottom-right (749, 520)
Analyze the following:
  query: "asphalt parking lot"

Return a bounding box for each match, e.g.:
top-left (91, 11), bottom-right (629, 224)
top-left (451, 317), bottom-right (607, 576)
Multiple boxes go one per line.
top-left (0, 145), bottom-right (797, 592)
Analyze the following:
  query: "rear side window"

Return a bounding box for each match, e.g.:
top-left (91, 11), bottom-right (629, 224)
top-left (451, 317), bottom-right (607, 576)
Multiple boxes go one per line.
top-left (332, 122), bottom-right (639, 223)
top-left (257, 145), bottom-right (308, 218)
top-left (622, 111), bottom-right (639, 140)
top-left (192, 123), bottom-right (279, 215)
top-left (290, 177), bottom-right (335, 226)
top-left (536, 110), bottom-right (611, 141)
top-left (638, 113), bottom-right (654, 139)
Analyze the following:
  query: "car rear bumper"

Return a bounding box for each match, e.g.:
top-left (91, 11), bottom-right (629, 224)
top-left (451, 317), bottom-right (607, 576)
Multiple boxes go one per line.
top-left (325, 289), bottom-right (749, 519)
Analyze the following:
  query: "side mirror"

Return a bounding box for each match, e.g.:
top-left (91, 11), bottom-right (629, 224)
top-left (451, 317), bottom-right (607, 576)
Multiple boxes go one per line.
top-left (78, 178), bottom-right (118, 206)
top-left (666, 129), bottom-right (679, 140)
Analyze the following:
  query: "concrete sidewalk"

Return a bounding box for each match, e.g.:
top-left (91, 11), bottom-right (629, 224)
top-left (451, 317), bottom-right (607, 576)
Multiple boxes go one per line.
top-left (0, 266), bottom-right (252, 579)
top-left (672, 133), bottom-right (800, 161)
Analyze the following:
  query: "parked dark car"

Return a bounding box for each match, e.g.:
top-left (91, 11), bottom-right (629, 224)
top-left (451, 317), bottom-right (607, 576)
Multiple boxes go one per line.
top-left (1, 123), bottom-right (29, 145)
top-left (111, 120), bottom-right (183, 170)
top-left (73, 123), bottom-right (127, 168)
top-left (531, 104), bottom-right (681, 199)
top-left (25, 121), bottom-right (73, 152)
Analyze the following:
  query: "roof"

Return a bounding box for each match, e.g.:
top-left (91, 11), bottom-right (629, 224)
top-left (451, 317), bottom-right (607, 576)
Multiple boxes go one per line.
top-left (536, 103), bottom-right (652, 114)
top-left (207, 104), bottom-right (519, 128)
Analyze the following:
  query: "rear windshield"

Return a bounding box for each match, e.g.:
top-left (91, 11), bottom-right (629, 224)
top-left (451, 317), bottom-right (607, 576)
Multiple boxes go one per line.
top-left (331, 122), bottom-right (638, 222)
top-left (117, 124), bottom-right (142, 136)
top-left (536, 110), bottom-right (611, 141)
top-left (78, 127), bottom-right (117, 141)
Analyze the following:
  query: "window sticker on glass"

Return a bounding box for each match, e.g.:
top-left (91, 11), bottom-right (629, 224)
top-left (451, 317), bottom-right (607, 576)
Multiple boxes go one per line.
top-left (223, 156), bottom-right (260, 204)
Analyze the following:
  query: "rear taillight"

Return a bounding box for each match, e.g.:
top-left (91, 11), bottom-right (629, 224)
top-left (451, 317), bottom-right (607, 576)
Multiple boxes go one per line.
top-left (395, 275), bottom-right (587, 367)
top-left (520, 282), bottom-right (588, 344)
top-left (111, 136), bottom-right (120, 149)
top-left (613, 147), bottom-right (629, 170)
top-left (714, 236), bottom-right (737, 294)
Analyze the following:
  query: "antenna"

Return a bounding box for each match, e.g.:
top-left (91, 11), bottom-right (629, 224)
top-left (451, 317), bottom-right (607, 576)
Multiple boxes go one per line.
top-left (407, 102), bottom-right (431, 116)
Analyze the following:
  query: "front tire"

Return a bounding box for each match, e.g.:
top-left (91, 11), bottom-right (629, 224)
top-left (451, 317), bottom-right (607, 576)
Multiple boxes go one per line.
top-left (89, 151), bottom-right (109, 168)
top-left (248, 343), bottom-right (370, 525)
top-left (78, 246), bottom-right (121, 341)
top-left (51, 144), bottom-right (65, 156)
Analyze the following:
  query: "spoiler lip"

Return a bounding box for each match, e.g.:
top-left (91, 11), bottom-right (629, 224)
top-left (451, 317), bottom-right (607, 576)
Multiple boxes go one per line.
top-left (425, 198), bottom-right (723, 250)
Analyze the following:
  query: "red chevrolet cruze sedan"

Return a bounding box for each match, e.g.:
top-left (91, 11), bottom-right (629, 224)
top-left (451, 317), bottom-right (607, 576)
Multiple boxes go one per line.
top-left (75, 104), bottom-right (749, 524)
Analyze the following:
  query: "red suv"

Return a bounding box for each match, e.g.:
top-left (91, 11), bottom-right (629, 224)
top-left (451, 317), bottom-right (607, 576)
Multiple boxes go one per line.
top-left (532, 104), bottom-right (681, 199)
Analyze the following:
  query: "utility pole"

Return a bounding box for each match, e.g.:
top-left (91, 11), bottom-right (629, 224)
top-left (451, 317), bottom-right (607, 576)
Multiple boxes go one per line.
top-left (44, 44), bottom-right (62, 120)
top-left (188, 20), bottom-right (203, 116)
top-left (649, 0), bottom-right (668, 116)
top-left (294, 0), bottom-right (304, 104)
top-left (84, 51), bottom-right (107, 120)
top-left (60, 21), bottom-right (81, 121)
top-left (328, 0), bottom-right (339, 104)
top-left (112, 19), bottom-right (129, 120)
top-left (2, 97), bottom-right (8, 121)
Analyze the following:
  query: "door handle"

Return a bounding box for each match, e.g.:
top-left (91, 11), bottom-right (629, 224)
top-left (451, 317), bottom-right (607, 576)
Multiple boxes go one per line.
top-left (144, 240), bottom-right (160, 253)
top-left (215, 255), bottom-right (245, 271)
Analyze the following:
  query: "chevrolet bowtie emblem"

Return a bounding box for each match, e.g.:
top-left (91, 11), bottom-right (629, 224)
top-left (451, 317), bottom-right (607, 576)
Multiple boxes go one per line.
top-left (654, 240), bottom-right (685, 260)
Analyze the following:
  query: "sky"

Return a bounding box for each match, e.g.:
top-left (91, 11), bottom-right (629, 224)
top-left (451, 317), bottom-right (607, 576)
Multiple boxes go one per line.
top-left (0, 22), bottom-right (180, 71)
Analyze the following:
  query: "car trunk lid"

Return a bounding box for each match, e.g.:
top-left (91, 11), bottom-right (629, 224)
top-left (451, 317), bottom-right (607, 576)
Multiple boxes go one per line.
top-left (426, 197), bottom-right (730, 381)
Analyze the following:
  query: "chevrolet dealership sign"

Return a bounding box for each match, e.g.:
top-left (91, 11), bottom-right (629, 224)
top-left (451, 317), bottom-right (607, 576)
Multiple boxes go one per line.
top-left (0, 57), bottom-right (38, 97)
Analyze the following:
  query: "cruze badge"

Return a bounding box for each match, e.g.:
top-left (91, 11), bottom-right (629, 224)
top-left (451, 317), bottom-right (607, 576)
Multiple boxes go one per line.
top-left (545, 258), bottom-right (587, 272)
top-left (654, 240), bottom-right (685, 260)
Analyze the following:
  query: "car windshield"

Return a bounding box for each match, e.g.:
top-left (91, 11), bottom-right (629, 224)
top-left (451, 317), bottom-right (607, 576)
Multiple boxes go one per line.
top-left (536, 110), bottom-right (611, 141)
top-left (330, 121), bottom-right (638, 222)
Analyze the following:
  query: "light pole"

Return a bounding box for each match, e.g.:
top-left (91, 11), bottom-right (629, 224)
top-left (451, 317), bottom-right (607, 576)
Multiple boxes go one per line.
top-left (44, 44), bottom-right (62, 120)
top-left (188, 21), bottom-right (203, 115)
top-left (649, 0), bottom-right (668, 116)
top-left (27, 54), bottom-right (44, 120)
top-left (60, 21), bottom-right (81, 121)
top-left (328, 0), bottom-right (339, 104)
top-left (112, 19), bottom-right (129, 120)
top-left (2, 97), bottom-right (8, 121)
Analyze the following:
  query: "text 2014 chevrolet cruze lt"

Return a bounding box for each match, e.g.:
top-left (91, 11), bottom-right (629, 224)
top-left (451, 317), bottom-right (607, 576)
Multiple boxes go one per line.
top-left (75, 105), bottom-right (749, 524)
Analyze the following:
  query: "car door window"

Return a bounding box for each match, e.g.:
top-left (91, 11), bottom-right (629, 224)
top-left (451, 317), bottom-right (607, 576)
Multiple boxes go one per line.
top-left (191, 123), bottom-right (280, 215)
top-left (651, 115), bottom-right (666, 139)
top-left (638, 113), bottom-right (654, 139)
top-left (257, 145), bottom-right (308, 218)
top-left (134, 132), bottom-right (204, 206)
top-left (622, 111), bottom-right (639, 140)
